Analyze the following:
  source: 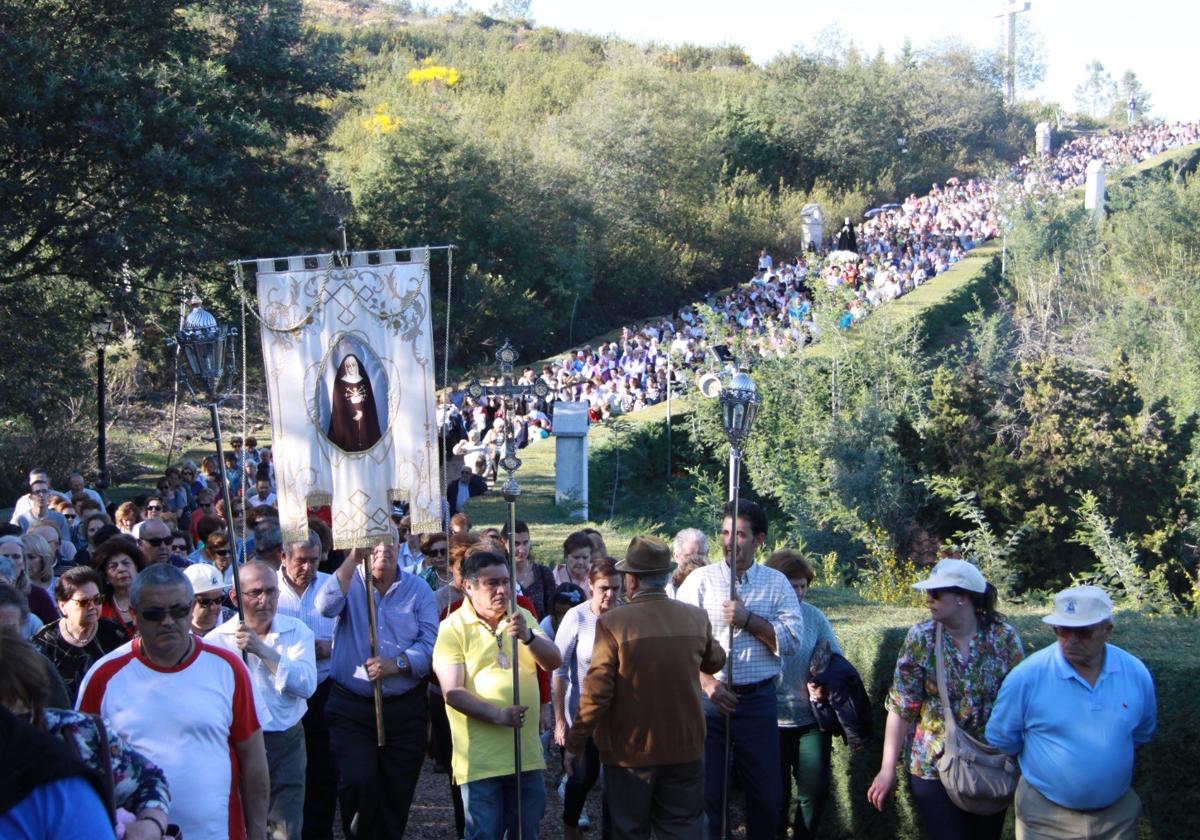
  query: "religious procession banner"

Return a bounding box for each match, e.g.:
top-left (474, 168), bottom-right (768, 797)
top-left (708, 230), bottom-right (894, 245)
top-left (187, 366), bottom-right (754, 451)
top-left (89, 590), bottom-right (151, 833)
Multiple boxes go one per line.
top-left (253, 249), bottom-right (440, 548)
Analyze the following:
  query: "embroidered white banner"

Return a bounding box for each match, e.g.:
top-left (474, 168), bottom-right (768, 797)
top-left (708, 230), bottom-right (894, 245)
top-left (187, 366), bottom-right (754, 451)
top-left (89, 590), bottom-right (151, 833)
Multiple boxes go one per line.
top-left (255, 249), bottom-right (440, 548)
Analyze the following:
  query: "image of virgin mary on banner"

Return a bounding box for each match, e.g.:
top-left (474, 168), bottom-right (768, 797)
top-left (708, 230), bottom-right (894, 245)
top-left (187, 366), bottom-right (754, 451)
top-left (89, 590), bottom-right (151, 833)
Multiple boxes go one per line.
top-left (254, 249), bottom-right (441, 548)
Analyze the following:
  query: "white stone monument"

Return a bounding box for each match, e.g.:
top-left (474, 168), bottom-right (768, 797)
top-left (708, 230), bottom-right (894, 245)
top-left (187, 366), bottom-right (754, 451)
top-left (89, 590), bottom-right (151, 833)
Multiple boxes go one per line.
top-left (1084, 159), bottom-right (1105, 220)
top-left (801, 203), bottom-right (824, 252)
top-left (1035, 122), bottom-right (1052, 158)
top-left (553, 401), bottom-right (589, 520)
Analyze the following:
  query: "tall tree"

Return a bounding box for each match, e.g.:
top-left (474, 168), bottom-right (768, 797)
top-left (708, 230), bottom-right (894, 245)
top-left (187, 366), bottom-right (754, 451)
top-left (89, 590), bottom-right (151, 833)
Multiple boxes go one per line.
top-left (1073, 60), bottom-right (1116, 120)
top-left (0, 0), bottom-right (349, 299)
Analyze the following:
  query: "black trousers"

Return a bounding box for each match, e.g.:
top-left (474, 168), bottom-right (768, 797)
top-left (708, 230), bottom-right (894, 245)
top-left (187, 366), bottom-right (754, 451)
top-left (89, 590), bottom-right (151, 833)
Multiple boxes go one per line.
top-left (300, 679), bottom-right (337, 840)
top-left (427, 689), bottom-right (466, 838)
top-left (327, 683), bottom-right (428, 840)
top-left (909, 775), bottom-right (1006, 840)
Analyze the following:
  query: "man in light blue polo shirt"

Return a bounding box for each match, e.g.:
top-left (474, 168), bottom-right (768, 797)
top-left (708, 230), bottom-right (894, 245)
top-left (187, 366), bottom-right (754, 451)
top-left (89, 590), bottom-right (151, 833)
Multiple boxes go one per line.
top-left (986, 586), bottom-right (1156, 839)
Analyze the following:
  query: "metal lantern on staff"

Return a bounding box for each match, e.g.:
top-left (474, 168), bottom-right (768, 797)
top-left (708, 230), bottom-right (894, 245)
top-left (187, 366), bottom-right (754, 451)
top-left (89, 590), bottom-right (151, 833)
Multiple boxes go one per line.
top-left (717, 368), bottom-right (761, 838)
top-left (170, 297), bottom-right (249, 631)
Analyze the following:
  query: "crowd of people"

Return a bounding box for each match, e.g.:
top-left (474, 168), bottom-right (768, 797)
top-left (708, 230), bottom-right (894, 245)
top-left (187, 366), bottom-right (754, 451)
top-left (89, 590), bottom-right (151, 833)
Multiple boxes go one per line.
top-left (2, 475), bottom-right (1161, 835)
top-left (1, 458), bottom-right (1160, 840)
top-left (432, 120), bottom-right (1200, 448)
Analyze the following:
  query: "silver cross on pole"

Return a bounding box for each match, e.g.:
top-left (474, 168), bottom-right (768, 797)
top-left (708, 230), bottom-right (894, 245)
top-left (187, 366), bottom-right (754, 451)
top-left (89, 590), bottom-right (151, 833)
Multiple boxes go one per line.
top-left (463, 340), bottom-right (551, 840)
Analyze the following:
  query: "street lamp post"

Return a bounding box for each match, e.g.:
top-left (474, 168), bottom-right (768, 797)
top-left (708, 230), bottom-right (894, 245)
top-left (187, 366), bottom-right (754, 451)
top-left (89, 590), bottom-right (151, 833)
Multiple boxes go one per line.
top-left (89, 314), bottom-right (114, 490)
top-left (170, 299), bottom-right (247, 630)
top-left (717, 369), bottom-right (761, 840)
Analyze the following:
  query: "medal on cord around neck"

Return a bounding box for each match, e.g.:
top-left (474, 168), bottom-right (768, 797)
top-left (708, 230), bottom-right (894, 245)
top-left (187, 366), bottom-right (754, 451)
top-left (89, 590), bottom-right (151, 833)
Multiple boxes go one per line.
top-left (490, 621), bottom-right (510, 669)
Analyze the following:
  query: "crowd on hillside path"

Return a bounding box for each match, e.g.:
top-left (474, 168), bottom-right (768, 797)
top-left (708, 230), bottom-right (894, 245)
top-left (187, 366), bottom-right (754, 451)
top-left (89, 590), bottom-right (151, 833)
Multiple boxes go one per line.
top-left (435, 120), bottom-right (1200, 453)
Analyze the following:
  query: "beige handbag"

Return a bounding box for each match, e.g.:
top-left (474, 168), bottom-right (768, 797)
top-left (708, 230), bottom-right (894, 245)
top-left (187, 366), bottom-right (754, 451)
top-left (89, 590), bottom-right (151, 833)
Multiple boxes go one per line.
top-left (933, 622), bottom-right (1019, 815)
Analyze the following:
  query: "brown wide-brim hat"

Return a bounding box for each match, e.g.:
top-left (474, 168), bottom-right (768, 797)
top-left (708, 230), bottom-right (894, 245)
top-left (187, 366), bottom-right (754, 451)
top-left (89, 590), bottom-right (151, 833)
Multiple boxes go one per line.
top-left (615, 535), bottom-right (677, 575)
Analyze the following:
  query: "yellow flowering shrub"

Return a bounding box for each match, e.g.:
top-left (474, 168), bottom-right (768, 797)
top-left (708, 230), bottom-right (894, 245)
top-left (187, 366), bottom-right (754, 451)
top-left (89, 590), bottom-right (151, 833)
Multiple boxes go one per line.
top-left (361, 104), bottom-right (399, 135)
top-left (406, 59), bottom-right (460, 88)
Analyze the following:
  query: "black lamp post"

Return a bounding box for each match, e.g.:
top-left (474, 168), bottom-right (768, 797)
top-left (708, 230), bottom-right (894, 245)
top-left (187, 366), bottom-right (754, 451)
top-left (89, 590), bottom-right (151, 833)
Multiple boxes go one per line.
top-left (89, 313), bottom-right (114, 490)
top-left (717, 368), bottom-right (761, 840)
top-left (171, 298), bottom-right (247, 627)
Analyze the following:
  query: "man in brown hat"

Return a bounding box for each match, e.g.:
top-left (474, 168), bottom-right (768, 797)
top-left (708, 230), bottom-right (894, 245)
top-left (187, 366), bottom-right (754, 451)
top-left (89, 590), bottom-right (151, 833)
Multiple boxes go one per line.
top-left (564, 535), bottom-right (726, 839)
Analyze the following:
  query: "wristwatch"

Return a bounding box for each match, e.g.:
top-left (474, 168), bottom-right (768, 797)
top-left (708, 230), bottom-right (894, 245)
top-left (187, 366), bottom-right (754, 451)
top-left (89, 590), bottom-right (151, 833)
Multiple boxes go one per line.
top-left (521, 627), bottom-right (535, 646)
top-left (395, 653), bottom-right (409, 673)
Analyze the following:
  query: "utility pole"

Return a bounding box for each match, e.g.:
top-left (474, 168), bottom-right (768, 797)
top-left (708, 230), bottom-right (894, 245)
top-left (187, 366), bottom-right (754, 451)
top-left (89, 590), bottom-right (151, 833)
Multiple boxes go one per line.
top-left (996, 1), bottom-right (1031, 107)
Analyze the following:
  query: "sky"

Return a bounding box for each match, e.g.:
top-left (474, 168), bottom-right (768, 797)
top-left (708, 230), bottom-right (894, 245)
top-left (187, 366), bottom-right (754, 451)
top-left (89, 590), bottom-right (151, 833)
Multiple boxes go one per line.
top-left (463, 0), bottom-right (1194, 122)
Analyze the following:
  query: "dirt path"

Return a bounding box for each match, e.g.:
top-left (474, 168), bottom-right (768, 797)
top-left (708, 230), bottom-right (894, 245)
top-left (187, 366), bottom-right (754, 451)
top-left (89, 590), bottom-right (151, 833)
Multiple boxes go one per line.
top-left (337, 751), bottom-right (748, 838)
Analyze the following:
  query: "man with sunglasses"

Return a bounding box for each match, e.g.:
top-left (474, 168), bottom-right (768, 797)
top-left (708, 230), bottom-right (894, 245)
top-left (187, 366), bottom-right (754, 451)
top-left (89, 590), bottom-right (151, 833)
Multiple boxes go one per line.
top-left (139, 517), bottom-right (189, 570)
top-left (12, 477), bottom-right (72, 546)
top-left (79, 564), bottom-right (271, 840)
top-left (986, 586), bottom-right (1157, 840)
top-left (8, 468), bottom-right (67, 524)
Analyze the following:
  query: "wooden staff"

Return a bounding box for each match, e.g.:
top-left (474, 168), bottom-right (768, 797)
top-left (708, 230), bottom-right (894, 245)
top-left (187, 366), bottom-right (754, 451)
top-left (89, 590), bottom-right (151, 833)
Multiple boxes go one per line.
top-left (362, 551), bottom-right (386, 747)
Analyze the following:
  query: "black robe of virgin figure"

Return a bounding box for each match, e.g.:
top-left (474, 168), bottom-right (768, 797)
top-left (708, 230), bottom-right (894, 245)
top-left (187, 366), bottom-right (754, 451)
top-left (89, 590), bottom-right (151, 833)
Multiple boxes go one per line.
top-left (327, 353), bottom-right (383, 452)
top-left (836, 218), bottom-right (858, 252)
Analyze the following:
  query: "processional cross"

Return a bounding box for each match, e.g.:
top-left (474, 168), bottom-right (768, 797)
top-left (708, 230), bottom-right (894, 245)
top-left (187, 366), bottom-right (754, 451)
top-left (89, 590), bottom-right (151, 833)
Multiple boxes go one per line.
top-left (463, 340), bottom-right (551, 840)
top-left (465, 340), bottom-right (551, 499)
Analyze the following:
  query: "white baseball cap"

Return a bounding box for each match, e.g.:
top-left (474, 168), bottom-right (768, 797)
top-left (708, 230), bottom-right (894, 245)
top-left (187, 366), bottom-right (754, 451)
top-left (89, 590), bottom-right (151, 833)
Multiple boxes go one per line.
top-left (1043, 585), bottom-right (1113, 627)
top-left (184, 563), bottom-right (229, 596)
top-left (912, 558), bottom-right (987, 594)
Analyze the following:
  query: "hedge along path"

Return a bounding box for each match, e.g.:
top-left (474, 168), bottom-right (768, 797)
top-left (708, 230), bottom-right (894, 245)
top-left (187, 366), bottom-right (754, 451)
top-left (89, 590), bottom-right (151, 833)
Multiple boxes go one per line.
top-left (805, 586), bottom-right (1199, 839)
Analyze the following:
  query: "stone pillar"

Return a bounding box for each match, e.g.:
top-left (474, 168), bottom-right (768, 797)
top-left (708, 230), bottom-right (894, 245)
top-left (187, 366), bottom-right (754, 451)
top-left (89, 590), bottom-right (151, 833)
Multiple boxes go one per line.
top-left (1084, 159), bottom-right (1105, 220)
top-left (801, 203), bottom-right (824, 252)
top-left (553, 401), bottom-right (589, 520)
top-left (1035, 122), bottom-right (1052, 157)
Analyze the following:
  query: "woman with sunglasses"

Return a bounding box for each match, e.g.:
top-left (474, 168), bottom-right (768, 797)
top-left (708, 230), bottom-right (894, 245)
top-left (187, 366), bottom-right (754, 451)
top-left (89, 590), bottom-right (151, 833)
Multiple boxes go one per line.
top-left (418, 532), bottom-right (451, 590)
top-left (184, 563), bottom-right (234, 636)
top-left (200, 530), bottom-right (238, 587)
top-left (94, 537), bottom-right (147, 639)
top-left (142, 496), bottom-right (165, 519)
top-left (32, 565), bottom-right (128, 703)
top-left (867, 558), bottom-right (1024, 840)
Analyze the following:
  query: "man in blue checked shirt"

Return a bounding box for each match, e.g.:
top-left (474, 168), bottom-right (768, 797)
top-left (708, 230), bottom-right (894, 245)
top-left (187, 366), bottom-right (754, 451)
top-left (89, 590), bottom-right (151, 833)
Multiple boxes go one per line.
top-left (675, 499), bottom-right (803, 840)
top-left (316, 522), bottom-right (439, 840)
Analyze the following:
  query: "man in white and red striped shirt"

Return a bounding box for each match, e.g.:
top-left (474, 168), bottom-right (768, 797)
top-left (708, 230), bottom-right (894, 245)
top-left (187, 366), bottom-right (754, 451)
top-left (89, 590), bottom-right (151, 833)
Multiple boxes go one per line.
top-left (79, 564), bottom-right (270, 840)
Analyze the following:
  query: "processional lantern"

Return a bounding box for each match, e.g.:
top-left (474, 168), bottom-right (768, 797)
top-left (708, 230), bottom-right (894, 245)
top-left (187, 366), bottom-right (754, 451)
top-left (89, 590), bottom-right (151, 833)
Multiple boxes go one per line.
top-left (176, 298), bottom-right (238, 405)
top-left (719, 370), bottom-right (761, 450)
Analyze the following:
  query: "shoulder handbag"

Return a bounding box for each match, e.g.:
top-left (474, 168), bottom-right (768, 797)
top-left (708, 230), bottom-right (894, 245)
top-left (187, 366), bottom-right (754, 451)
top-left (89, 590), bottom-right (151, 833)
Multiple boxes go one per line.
top-left (933, 622), bottom-right (1019, 815)
top-left (59, 713), bottom-right (116, 826)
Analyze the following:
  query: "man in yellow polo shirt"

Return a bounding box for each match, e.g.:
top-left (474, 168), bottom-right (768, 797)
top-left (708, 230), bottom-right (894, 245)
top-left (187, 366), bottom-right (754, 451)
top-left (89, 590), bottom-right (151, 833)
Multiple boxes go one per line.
top-left (434, 549), bottom-right (563, 840)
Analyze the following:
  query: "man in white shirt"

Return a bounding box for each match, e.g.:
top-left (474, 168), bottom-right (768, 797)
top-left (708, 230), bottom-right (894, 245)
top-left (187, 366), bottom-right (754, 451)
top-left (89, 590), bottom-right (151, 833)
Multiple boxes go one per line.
top-left (275, 532), bottom-right (338, 840)
top-left (675, 499), bottom-right (803, 840)
top-left (247, 478), bottom-right (278, 510)
top-left (11, 475), bottom-right (72, 545)
top-left (207, 561), bottom-right (317, 840)
top-left (9, 468), bottom-right (68, 523)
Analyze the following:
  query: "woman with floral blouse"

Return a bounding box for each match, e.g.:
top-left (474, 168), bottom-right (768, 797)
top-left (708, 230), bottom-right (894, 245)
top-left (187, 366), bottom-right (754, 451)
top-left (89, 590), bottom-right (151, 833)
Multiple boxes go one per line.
top-left (867, 558), bottom-right (1024, 840)
top-left (1, 626), bottom-right (171, 838)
